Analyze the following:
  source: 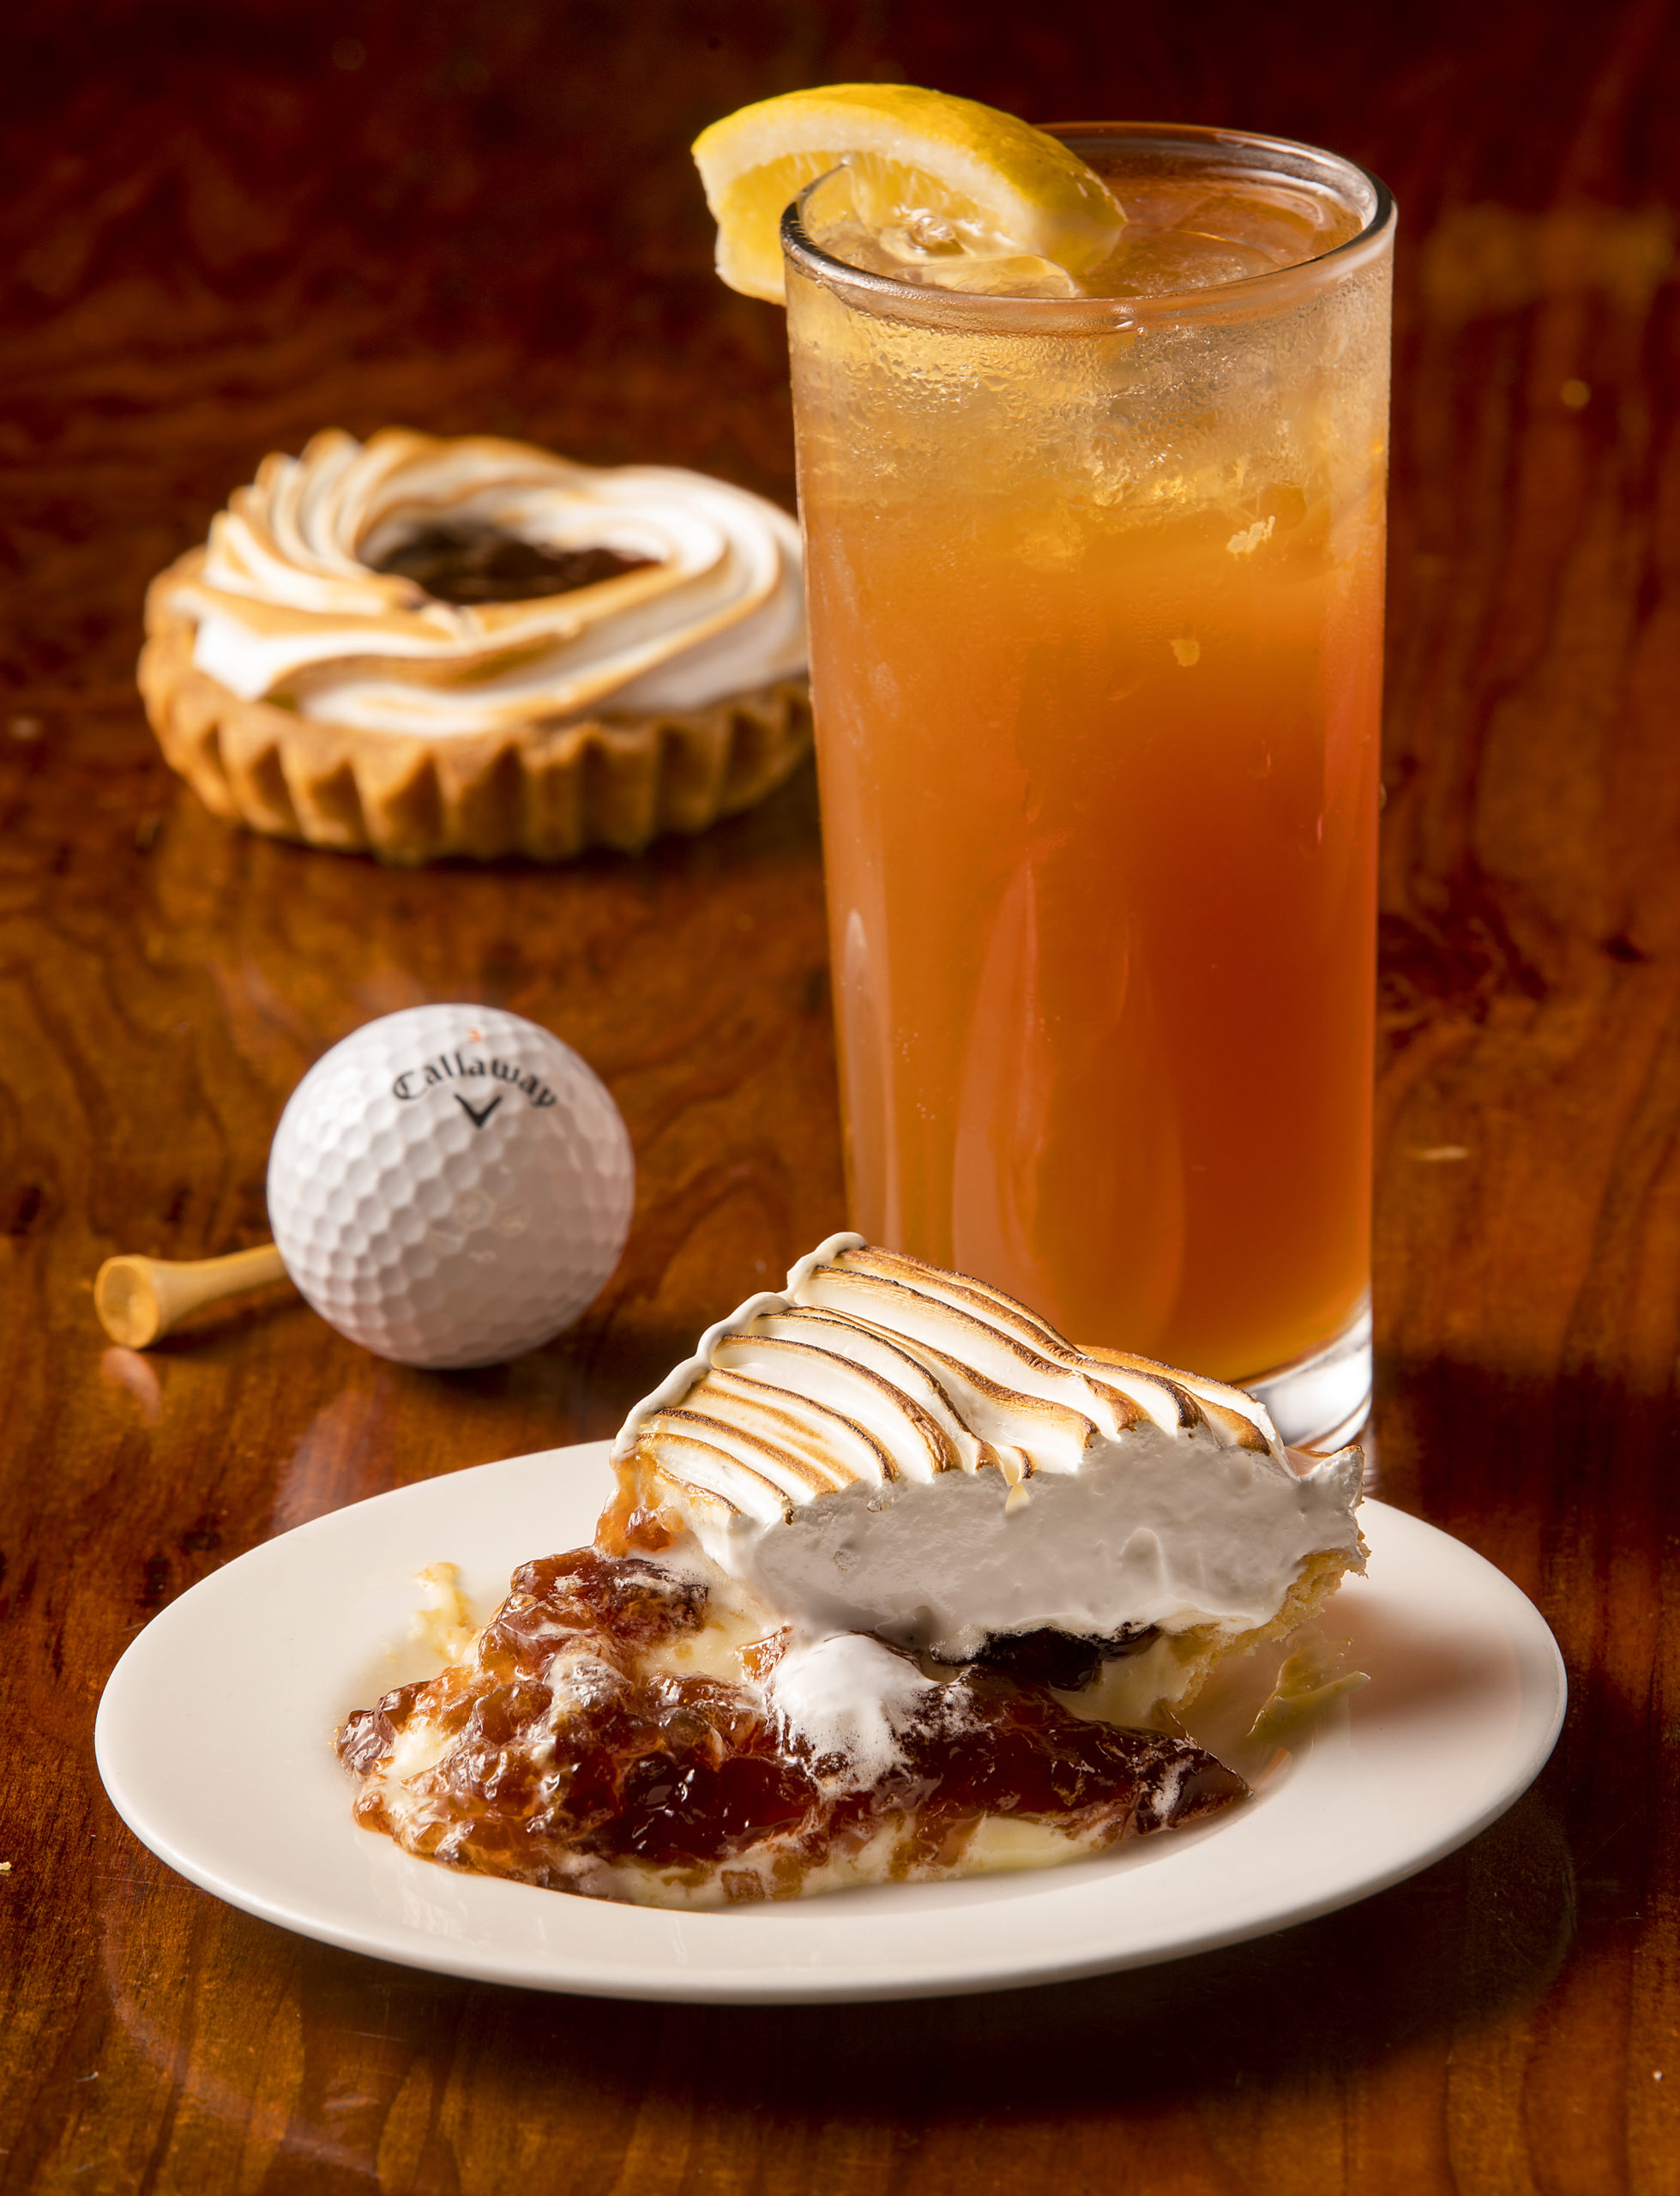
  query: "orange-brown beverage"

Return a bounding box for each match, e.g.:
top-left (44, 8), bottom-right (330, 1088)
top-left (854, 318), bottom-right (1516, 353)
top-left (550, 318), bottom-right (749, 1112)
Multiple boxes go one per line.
top-left (785, 126), bottom-right (1394, 1447)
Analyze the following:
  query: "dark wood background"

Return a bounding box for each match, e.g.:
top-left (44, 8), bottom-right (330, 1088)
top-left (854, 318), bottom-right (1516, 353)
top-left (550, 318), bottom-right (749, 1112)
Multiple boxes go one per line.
top-left (3, 0), bottom-right (1677, 2187)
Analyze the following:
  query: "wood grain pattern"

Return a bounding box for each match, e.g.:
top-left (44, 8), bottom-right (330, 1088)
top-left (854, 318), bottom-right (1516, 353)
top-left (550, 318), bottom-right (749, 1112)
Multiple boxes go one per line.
top-left (3, 0), bottom-right (1679, 2188)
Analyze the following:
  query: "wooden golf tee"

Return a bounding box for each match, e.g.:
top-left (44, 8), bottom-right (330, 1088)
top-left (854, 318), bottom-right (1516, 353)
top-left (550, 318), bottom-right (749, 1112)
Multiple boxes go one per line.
top-left (94, 1243), bottom-right (290, 1348)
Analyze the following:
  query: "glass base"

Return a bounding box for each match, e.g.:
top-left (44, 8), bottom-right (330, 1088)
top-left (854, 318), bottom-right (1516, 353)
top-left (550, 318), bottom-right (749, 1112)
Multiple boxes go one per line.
top-left (1240, 1296), bottom-right (1371, 1457)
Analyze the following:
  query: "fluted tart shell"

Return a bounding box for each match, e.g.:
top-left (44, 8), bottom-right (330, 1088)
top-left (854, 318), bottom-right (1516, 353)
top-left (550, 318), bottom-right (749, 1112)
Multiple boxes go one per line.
top-left (139, 550), bottom-right (812, 866)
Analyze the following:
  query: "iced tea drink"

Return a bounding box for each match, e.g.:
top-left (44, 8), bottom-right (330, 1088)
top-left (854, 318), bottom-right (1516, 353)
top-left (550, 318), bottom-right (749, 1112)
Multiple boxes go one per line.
top-left (784, 126), bottom-right (1394, 1447)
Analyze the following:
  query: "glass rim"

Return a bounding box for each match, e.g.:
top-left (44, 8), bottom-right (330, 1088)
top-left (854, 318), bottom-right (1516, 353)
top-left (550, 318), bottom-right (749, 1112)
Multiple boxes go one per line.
top-left (780, 118), bottom-right (1396, 335)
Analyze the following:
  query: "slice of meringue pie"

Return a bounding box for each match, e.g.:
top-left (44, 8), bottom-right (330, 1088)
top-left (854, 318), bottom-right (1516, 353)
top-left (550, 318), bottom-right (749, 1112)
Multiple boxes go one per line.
top-left (339, 1236), bottom-right (1366, 1907)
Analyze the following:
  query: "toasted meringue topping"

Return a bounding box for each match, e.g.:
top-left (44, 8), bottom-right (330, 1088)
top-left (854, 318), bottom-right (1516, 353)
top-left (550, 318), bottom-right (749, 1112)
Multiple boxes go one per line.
top-left (166, 429), bottom-right (806, 735)
top-left (609, 1235), bottom-right (1364, 1660)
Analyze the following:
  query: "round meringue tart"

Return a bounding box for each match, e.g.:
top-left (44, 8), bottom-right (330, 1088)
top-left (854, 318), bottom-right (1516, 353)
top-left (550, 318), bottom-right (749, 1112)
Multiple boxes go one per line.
top-left (138, 429), bottom-right (812, 864)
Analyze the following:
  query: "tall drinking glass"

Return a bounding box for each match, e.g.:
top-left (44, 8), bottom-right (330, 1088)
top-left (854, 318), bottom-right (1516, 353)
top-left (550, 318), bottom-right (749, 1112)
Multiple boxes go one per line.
top-left (784, 124), bottom-right (1394, 1451)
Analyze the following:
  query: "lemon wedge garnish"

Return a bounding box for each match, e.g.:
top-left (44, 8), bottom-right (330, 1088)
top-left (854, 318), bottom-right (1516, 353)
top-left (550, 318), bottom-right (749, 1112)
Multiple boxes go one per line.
top-left (692, 83), bottom-right (1125, 303)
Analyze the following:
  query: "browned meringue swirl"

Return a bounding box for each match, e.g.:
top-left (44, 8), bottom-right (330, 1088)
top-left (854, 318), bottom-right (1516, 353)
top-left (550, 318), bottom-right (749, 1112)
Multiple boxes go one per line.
top-left (164, 428), bottom-right (807, 738)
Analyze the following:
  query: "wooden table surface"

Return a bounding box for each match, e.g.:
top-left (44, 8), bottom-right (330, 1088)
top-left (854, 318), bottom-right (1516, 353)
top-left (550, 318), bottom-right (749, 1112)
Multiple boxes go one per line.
top-left (3, 1), bottom-right (1677, 2188)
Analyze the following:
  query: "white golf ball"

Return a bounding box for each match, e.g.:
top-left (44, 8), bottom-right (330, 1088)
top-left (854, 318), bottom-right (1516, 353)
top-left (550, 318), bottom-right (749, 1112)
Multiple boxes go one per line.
top-left (267, 1004), bottom-right (635, 1369)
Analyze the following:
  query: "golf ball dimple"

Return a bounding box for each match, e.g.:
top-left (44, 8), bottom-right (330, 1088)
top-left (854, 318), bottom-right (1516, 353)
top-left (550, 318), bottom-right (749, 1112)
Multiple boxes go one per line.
top-left (267, 1004), bottom-right (635, 1369)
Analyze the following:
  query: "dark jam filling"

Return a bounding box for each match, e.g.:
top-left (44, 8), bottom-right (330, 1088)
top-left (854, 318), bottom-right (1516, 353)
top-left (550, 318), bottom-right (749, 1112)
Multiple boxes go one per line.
top-left (372, 526), bottom-right (656, 605)
top-left (951, 1623), bottom-right (1161, 1693)
top-left (339, 1551), bottom-right (1245, 1894)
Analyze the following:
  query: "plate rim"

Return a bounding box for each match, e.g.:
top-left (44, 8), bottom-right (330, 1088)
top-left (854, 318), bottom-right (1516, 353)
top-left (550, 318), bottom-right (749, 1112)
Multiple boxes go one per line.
top-left (95, 1445), bottom-right (1569, 2004)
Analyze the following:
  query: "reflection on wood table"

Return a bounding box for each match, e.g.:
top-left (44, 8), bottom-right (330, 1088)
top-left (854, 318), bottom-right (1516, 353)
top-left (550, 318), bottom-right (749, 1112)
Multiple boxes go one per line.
top-left (2, 0), bottom-right (1677, 2190)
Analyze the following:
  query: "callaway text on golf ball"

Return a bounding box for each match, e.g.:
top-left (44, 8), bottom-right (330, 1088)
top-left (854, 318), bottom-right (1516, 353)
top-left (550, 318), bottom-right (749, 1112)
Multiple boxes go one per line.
top-left (268, 1005), bottom-right (635, 1368)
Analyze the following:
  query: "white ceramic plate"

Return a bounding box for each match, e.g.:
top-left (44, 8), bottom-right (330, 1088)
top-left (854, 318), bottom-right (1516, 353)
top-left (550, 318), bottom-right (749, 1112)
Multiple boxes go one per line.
top-left (96, 1444), bottom-right (1566, 2004)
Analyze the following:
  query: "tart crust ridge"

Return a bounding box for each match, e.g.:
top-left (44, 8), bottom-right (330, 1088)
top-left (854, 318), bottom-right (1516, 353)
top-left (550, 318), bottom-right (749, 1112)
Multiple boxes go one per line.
top-left (140, 550), bottom-right (813, 865)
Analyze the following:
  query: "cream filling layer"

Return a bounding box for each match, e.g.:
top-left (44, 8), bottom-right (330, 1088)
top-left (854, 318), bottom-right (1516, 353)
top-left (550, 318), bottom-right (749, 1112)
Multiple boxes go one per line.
top-left (683, 1436), bottom-right (1362, 1660)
